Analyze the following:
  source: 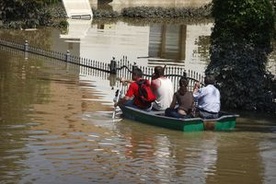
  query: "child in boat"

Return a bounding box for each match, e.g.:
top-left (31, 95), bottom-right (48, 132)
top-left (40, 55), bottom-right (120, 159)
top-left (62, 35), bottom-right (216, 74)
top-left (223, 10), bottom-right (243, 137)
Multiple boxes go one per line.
top-left (165, 77), bottom-right (194, 118)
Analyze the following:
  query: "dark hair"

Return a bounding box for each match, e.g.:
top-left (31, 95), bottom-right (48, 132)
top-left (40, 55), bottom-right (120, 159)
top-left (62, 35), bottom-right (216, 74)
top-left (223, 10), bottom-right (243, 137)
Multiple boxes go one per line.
top-left (154, 66), bottom-right (165, 78)
top-left (179, 77), bottom-right (188, 87)
top-left (179, 77), bottom-right (188, 94)
top-left (204, 75), bottom-right (216, 85)
top-left (132, 68), bottom-right (143, 78)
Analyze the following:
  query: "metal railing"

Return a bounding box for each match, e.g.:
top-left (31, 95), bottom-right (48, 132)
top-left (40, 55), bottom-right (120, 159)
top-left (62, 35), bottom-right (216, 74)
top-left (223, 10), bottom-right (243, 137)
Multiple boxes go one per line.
top-left (0, 39), bottom-right (205, 91)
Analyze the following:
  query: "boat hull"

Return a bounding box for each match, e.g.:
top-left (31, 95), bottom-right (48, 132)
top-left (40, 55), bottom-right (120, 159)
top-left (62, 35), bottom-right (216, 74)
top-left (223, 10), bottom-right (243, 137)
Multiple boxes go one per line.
top-left (119, 105), bottom-right (238, 132)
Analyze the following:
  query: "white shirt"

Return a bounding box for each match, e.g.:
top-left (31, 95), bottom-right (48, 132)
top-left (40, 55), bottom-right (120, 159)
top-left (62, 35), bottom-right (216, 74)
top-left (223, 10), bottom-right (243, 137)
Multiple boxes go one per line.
top-left (193, 84), bottom-right (220, 113)
top-left (151, 77), bottom-right (174, 110)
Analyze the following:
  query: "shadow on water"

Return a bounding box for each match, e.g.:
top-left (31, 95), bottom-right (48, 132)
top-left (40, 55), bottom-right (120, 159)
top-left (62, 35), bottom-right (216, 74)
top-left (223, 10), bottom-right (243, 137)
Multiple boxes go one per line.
top-left (235, 111), bottom-right (276, 133)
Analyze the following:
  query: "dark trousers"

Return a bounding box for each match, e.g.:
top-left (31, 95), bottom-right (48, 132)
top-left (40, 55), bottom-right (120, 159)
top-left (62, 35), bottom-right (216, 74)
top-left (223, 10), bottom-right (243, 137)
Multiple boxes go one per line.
top-left (198, 109), bottom-right (219, 119)
top-left (165, 108), bottom-right (190, 119)
top-left (125, 99), bottom-right (152, 112)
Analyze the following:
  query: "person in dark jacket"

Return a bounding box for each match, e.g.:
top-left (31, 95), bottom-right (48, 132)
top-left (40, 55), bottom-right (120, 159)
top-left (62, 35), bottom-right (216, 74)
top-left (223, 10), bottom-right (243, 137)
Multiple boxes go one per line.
top-left (165, 77), bottom-right (194, 118)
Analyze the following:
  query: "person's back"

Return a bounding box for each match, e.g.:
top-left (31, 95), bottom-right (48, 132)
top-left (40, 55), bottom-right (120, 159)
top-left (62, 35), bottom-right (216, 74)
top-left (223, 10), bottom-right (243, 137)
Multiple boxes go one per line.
top-left (165, 77), bottom-right (194, 118)
top-left (175, 90), bottom-right (194, 115)
top-left (151, 66), bottom-right (173, 111)
top-left (193, 75), bottom-right (220, 119)
top-left (195, 84), bottom-right (220, 112)
top-left (116, 68), bottom-right (154, 111)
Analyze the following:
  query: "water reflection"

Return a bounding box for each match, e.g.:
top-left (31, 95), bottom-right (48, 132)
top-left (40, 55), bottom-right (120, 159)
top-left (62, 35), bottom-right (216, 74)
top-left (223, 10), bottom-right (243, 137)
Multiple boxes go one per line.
top-left (260, 139), bottom-right (276, 183)
top-left (58, 18), bottom-right (212, 74)
top-left (114, 121), bottom-right (219, 183)
top-left (1, 18), bottom-right (274, 75)
top-left (0, 50), bottom-right (276, 183)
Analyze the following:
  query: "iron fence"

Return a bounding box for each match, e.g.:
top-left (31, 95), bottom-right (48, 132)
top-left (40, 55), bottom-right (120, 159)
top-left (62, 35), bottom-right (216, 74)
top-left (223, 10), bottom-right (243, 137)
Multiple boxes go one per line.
top-left (0, 39), bottom-right (205, 92)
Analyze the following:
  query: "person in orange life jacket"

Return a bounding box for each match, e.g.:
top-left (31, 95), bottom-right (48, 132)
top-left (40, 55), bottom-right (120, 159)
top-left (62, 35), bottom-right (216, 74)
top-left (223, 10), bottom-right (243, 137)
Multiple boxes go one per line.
top-left (151, 66), bottom-right (174, 111)
top-left (165, 77), bottom-right (194, 118)
top-left (115, 68), bottom-right (153, 111)
top-left (193, 75), bottom-right (221, 119)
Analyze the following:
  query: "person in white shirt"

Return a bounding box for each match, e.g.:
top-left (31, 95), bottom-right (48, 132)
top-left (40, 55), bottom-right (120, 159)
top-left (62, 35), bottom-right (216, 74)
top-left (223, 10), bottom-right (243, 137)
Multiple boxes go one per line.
top-left (193, 75), bottom-right (220, 119)
top-left (151, 66), bottom-right (174, 111)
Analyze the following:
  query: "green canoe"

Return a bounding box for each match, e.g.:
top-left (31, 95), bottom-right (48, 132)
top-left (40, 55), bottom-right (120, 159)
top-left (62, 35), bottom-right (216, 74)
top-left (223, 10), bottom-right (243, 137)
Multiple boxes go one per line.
top-left (119, 105), bottom-right (239, 132)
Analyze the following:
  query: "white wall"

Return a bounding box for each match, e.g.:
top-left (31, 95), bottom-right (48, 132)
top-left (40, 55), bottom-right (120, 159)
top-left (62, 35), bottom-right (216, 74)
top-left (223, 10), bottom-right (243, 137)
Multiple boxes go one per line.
top-left (62, 0), bottom-right (93, 18)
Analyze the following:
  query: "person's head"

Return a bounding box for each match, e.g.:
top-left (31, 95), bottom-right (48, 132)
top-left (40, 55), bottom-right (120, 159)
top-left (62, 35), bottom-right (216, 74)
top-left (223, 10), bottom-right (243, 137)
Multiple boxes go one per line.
top-left (179, 77), bottom-right (189, 94)
top-left (179, 77), bottom-right (189, 88)
top-left (204, 75), bottom-right (216, 85)
top-left (152, 66), bottom-right (165, 79)
top-left (132, 68), bottom-right (143, 81)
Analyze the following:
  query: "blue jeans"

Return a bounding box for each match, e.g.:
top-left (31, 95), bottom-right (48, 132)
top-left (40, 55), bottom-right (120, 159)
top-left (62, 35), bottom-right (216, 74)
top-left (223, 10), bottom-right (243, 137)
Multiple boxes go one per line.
top-left (125, 99), bottom-right (152, 112)
top-left (165, 108), bottom-right (189, 119)
top-left (199, 110), bottom-right (219, 119)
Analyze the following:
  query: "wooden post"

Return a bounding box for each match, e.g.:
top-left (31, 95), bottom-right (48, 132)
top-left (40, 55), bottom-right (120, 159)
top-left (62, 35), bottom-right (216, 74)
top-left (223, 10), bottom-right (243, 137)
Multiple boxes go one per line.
top-left (110, 57), bottom-right (117, 74)
top-left (24, 40), bottom-right (29, 52)
top-left (24, 40), bottom-right (29, 60)
top-left (66, 50), bottom-right (70, 62)
top-left (132, 62), bottom-right (138, 71)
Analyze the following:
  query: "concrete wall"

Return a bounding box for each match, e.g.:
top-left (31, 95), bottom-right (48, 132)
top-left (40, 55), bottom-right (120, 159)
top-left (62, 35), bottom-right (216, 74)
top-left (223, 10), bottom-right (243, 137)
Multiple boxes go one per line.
top-left (62, 0), bottom-right (93, 18)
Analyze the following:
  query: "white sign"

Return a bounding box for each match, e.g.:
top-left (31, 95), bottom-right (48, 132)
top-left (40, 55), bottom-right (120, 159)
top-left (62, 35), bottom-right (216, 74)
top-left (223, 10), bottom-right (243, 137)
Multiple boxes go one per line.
top-left (62, 0), bottom-right (93, 19)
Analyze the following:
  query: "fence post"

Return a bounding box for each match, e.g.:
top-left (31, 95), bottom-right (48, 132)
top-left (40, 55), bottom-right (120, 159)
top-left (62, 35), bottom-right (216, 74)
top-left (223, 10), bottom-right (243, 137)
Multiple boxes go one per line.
top-left (65, 50), bottom-right (70, 62)
top-left (183, 71), bottom-right (187, 78)
top-left (109, 74), bottom-right (116, 90)
top-left (110, 57), bottom-right (117, 74)
top-left (24, 40), bottom-right (29, 52)
top-left (132, 62), bottom-right (138, 71)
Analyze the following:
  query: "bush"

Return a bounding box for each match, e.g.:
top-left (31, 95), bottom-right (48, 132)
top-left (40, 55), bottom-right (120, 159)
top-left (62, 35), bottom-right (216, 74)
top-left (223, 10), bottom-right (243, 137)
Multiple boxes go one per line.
top-left (207, 0), bottom-right (276, 113)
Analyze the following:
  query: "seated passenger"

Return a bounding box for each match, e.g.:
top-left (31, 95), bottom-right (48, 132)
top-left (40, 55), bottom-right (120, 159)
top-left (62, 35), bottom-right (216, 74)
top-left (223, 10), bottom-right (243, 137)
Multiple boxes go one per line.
top-left (151, 66), bottom-right (174, 111)
top-left (165, 77), bottom-right (194, 118)
top-left (115, 68), bottom-right (154, 111)
top-left (193, 75), bottom-right (220, 119)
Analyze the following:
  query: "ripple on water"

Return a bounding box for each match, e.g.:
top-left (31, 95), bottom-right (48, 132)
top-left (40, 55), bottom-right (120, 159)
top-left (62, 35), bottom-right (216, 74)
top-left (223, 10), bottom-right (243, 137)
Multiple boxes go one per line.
top-left (1, 110), bottom-right (276, 184)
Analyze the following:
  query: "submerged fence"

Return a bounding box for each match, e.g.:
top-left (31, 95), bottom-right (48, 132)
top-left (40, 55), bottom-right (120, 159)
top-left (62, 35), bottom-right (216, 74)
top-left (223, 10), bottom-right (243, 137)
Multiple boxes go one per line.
top-left (0, 39), bottom-right (205, 91)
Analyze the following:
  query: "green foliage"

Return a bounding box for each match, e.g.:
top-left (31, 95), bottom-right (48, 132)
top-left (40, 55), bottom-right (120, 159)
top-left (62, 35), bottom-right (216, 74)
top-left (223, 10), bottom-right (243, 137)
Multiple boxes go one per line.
top-left (93, 8), bottom-right (120, 18)
top-left (43, 0), bottom-right (61, 5)
top-left (1, 0), bottom-right (42, 20)
top-left (121, 5), bottom-right (212, 19)
top-left (0, 0), bottom-right (53, 28)
top-left (58, 19), bottom-right (69, 34)
top-left (208, 0), bottom-right (276, 112)
top-left (211, 0), bottom-right (274, 49)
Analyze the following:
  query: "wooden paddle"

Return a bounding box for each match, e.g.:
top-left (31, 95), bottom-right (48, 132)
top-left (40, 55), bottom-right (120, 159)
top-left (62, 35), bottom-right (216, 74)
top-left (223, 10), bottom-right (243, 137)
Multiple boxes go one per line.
top-left (112, 82), bottom-right (123, 119)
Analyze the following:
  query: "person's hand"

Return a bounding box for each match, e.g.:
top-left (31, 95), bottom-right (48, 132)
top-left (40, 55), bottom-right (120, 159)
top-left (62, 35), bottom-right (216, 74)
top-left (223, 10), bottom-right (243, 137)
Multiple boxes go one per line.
top-left (152, 73), bottom-right (157, 80)
top-left (120, 77), bottom-right (126, 83)
top-left (120, 77), bottom-right (133, 84)
top-left (193, 82), bottom-right (200, 90)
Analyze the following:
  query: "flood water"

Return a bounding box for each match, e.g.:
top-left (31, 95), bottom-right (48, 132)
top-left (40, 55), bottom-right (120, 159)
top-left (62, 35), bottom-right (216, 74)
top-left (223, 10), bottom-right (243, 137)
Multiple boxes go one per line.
top-left (0, 19), bottom-right (276, 184)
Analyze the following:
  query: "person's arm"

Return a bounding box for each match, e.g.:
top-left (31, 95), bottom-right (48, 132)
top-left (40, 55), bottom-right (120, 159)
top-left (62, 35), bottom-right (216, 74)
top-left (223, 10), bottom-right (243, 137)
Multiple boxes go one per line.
top-left (115, 95), bottom-right (132, 106)
top-left (151, 78), bottom-right (161, 92)
top-left (120, 77), bottom-right (134, 84)
top-left (115, 82), bottom-right (135, 107)
top-left (193, 82), bottom-right (200, 94)
top-left (169, 93), bottom-right (177, 109)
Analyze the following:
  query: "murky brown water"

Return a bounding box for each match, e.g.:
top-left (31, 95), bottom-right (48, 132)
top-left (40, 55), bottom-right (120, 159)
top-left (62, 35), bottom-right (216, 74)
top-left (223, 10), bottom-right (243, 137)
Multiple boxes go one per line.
top-left (1, 47), bottom-right (276, 184)
top-left (0, 20), bottom-right (276, 183)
